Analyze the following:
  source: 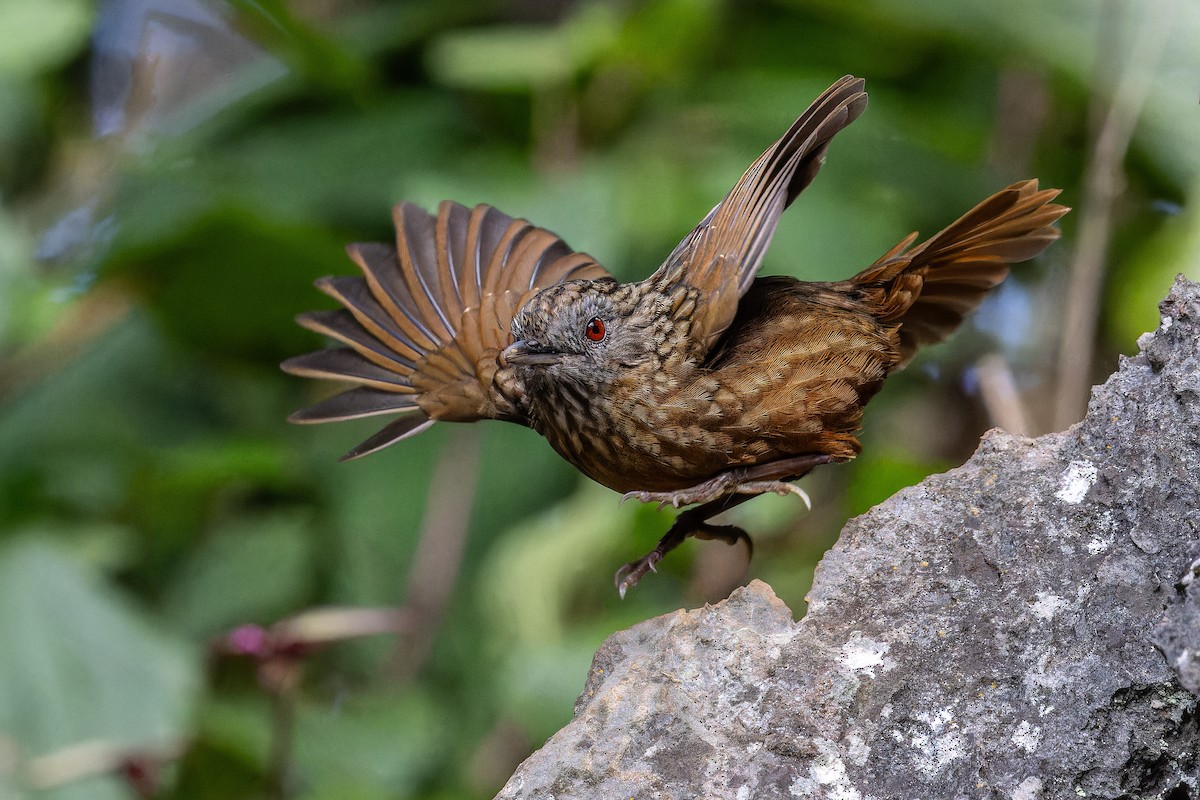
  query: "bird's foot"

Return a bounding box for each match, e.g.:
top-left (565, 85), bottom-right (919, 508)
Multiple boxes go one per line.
top-left (613, 515), bottom-right (753, 598)
top-left (734, 481), bottom-right (812, 510)
top-left (619, 454), bottom-right (842, 510)
top-left (622, 478), bottom-right (809, 510)
top-left (614, 551), bottom-right (663, 599)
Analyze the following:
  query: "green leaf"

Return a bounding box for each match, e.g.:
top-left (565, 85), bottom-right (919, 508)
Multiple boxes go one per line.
top-left (427, 6), bottom-right (619, 91)
top-left (428, 25), bottom-right (576, 90)
top-left (162, 512), bottom-right (315, 637)
top-left (0, 0), bottom-right (92, 77)
top-left (292, 691), bottom-right (448, 797)
top-left (0, 538), bottom-right (198, 794)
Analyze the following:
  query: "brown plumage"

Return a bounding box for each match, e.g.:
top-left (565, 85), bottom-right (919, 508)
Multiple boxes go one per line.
top-left (283, 76), bottom-right (1069, 595)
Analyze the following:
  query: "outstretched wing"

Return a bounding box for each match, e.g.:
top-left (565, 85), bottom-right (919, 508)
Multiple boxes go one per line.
top-left (647, 75), bottom-right (867, 355)
top-left (283, 201), bottom-right (611, 459)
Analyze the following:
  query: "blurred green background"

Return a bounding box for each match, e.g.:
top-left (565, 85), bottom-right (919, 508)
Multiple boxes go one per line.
top-left (0, 0), bottom-right (1195, 797)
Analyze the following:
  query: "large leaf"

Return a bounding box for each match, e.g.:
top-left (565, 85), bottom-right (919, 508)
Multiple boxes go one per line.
top-left (0, 538), bottom-right (198, 799)
top-left (162, 511), bottom-right (315, 637)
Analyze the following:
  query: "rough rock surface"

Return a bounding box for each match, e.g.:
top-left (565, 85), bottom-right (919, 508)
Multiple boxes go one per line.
top-left (495, 276), bottom-right (1200, 800)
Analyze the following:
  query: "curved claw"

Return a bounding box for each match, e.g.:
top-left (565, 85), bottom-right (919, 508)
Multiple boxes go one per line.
top-left (777, 483), bottom-right (812, 511)
top-left (794, 485), bottom-right (812, 512)
top-left (614, 552), bottom-right (662, 599)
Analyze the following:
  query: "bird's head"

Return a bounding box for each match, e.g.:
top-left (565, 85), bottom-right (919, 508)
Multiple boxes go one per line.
top-left (502, 279), bottom-right (658, 382)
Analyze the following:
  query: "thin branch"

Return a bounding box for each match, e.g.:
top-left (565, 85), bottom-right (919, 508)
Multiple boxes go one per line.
top-left (388, 427), bottom-right (482, 680)
top-left (256, 654), bottom-right (306, 800)
top-left (987, 68), bottom-right (1050, 177)
top-left (1052, 0), bottom-right (1170, 430)
top-left (976, 354), bottom-right (1032, 437)
top-left (266, 675), bottom-right (297, 800)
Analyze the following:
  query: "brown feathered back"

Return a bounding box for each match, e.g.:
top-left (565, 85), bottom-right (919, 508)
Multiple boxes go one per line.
top-left (849, 180), bottom-right (1069, 366)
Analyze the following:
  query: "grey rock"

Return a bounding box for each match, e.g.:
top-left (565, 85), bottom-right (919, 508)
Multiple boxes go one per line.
top-left (1152, 556), bottom-right (1200, 696)
top-left (496, 277), bottom-right (1200, 800)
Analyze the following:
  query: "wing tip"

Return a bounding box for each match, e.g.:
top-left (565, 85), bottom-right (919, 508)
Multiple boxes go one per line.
top-left (338, 416), bottom-right (437, 461)
top-left (280, 354), bottom-right (311, 378)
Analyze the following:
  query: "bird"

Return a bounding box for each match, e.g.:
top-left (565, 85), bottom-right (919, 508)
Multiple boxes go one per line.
top-left (282, 75), bottom-right (1068, 596)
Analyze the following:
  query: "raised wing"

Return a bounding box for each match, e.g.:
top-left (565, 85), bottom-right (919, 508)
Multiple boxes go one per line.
top-left (647, 75), bottom-right (867, 355)
top-left (283, 201), bottom-right (611, 459)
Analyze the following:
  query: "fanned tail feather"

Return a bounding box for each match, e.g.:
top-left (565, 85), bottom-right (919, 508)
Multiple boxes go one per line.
top-left (852, 179), bottom-right (1069, 365)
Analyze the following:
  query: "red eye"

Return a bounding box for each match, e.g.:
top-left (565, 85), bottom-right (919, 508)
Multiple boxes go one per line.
top-left (584, 317), bottom-right (606, 342)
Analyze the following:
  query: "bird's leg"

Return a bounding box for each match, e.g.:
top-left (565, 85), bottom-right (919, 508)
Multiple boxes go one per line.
top-left (621, 454), bottom-right (844, 509)
top-left (615, 493), bottom-right (755, 598)
top-left (613, 453), bottom-right (851, 596)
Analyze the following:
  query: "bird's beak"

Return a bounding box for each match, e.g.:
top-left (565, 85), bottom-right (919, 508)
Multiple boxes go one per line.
top-left (500, 340), bottom-right (562, 367)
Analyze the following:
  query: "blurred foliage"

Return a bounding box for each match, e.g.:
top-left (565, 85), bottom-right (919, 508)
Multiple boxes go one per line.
top-left (0, 0), bottom-right (1194, 797)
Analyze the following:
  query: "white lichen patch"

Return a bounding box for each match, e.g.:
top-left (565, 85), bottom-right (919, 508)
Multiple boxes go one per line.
top-left (1086, 536), bottom-right (1110, 555)
top-left (1055, 460), bottom-right (1097, 504)
top-left (791, 739), bottom-right (876, 800)
top-left (1031, 592), bottom-right (1068, 621)
top-left (805, 739), bottom-right (872, 800)
top-left (844, 732), bottom-right (870, 767)
top-left (1023, 648), bottom-right (1071, 693)
top-left (840, 634), bottom-right (894, 679)
top-left (909, 708), bottom-right (968, 776)
top-left (811, 757), bottom-right (854, 792)
top-left (1011, 720), bottom-right (1041, 753)
top-left (1012, 776), bottom-right (1043, 800)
